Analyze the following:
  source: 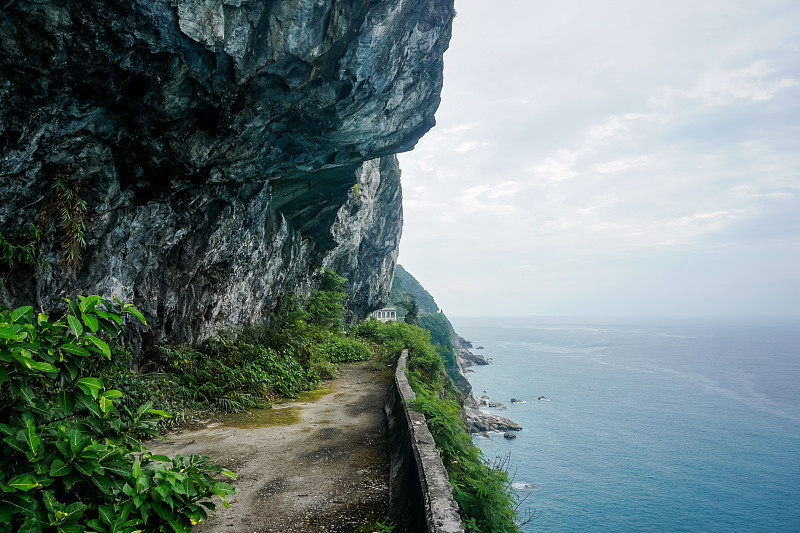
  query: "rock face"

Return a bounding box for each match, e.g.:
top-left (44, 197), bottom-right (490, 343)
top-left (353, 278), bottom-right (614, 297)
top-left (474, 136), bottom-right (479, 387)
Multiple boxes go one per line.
top-left (0, 0), bottom-right (453, 344)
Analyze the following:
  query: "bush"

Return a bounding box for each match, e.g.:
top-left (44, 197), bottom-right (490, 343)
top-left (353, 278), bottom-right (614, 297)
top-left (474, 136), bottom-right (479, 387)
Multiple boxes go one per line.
top-left (0, 297), bottom-right (234, 532)
top-left (354, 319), bottom-right (522, 532)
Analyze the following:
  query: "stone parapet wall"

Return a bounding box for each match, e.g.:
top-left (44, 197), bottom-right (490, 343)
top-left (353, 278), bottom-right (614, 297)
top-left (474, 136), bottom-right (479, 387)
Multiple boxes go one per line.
top-left (385, 350), bottom-right (462, 533)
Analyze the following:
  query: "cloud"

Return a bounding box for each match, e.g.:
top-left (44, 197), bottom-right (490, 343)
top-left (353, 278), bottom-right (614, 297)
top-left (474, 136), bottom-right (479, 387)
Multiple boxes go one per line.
top-left (454, 141), bottom-right (478, 153)
top-left (397, 0), bottom-right (800, 316)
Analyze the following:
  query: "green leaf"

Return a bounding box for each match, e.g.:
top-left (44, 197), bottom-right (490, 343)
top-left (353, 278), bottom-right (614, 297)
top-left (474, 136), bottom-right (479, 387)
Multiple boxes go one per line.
top-left (78, 295), bottom-right (101, 313)
top-left (65, 298), bottom-right (81, 319)
top-left (60, 344), bottom-right (90, 358)
top-left (98, 396), bottom-right (113, 414)
top-left (123, 306), bottom-right (147, 325)
top-left (101, 389), bottom-right (123, 401)
top-left (96, 318), bottom-right (119, 338)
top-left (9, 380), bottom-right (35, 405)
top-left (81, 313), bottom-right (99, 333)
top-left (28, 360), bottom-right (59, 373)
top-left (83, 336), bottom-right (111, 359)
top-left (77, 377), bottom-right (103, 399)
top-left (0, 492), bottom-right (36, 519)
top-left (0, 328), bottom-right (20, 340)
top-left (49, 459), bottom-right (71, 477)
top-left (41, 491), bottom-right (60, 516)
top-left (24, 419), bottom-right (40, 457)
top-left (146, 409), bottom-right (172, 418)
top-left (10, 307), bottom-right (33, 324)
top-left (6, 475), bottom-right (40, 492)
top-left (0, 368), bottom-right (8, 383)
top-left (66, 315), bottom-right (83, 338)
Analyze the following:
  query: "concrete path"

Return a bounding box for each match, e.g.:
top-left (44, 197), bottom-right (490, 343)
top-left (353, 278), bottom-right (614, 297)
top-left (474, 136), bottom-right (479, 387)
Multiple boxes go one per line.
top-left (148, 362), bottom-right (392, 532)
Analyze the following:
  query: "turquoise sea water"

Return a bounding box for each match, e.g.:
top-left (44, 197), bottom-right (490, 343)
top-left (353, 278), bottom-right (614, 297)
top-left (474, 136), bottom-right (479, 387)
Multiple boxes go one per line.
top-left (451, 316), bottom-right (800, 533)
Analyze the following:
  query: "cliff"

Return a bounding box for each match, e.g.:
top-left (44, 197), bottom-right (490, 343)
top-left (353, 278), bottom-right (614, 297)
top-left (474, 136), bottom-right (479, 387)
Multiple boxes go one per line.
top-left (390, 265), bottom-right (521, 434)
top-left (0, 0), bottom-right (454, 346)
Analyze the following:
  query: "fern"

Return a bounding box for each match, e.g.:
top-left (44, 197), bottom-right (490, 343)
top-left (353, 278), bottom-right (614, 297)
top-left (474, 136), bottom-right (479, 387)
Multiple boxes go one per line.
top-left (39, 174), bottom-right (87, 267)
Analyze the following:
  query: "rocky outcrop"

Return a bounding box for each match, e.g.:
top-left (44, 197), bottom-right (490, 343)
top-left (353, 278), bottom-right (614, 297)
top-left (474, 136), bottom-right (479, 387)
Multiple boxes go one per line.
top-left (457, 348), bottom-right (489, 367)
top-left (453, 348), bottom-right (522, 435)
top-left (0, 0), bottom-right (454, 345)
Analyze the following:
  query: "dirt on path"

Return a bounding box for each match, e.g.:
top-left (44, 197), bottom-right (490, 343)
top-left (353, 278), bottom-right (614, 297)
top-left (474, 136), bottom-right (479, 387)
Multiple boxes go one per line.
top-left (148, 362), bottom-right (392, 533)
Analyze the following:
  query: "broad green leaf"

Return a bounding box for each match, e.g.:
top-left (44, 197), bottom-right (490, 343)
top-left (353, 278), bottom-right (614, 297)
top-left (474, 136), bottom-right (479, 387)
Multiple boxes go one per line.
top-left (56, 390), bottom-right (76, 416)
top-left (9, 380), bottom-right (35, 404)
top-left (81, 313), bottom-right (99, 333)
top-left (66, 315), bottom-right (83, 338)
top-left (78, 295), bottom-right (101, 313)
top-left (3, 435), bottom-right (28, 455)
top-left (41, 490), bottom-right (59, 513)
top-left (98, 504), bottom-right (115, 525)
top-left (83, 336), bottom-right (111, 359)
top-left (96, 318), bottom-right (119, 338)
top-left (24, 419), bottom-right (40, 456)
top-left (6, 474), bottom-right (39, 492)
top-left (65, 298), bottom-right (81, 319)
top-left (10, 306), bottom-right (33, 324)
top-left (0, 368), bottom-right (7, 383)
top-left (98, 396), bottom-right (113, 414)
top-left (60, 344), bottom-right (90, 357)
top-left (146, 455), bottom-right (171, 462)
top-left (123, 306), bottom-right (147, 325)
top-left (28, 360), bottom-right (59, 373)
top-left (77, 377), bottom-right (104, 399)
top-left (100, 389), bottom-right (124, 400)
top-left (0, 328), bottom-right (20, 340)
top-left (49, 459), bottom-right (71, 477)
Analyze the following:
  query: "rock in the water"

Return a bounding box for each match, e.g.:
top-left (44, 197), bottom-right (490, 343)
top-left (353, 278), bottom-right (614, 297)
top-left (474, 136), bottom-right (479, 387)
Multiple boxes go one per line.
top-left (503, 432), bottom-right (517, 439)
top-left (457, 348), bottom-right (489, 367)
top-left (463, 407), bottom-right (522, 434)
top-left (0, 0), bottom-right (455, 347)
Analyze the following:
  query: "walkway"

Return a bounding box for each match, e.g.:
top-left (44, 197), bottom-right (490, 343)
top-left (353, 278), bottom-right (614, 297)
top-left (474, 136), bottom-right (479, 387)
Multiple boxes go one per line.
top-left (148, 362), bottom-right (392, 532)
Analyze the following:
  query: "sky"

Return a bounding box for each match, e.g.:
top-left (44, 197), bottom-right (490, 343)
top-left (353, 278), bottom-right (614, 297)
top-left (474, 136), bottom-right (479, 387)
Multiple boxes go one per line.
top-left (396, 0), bottom-right (800, 317)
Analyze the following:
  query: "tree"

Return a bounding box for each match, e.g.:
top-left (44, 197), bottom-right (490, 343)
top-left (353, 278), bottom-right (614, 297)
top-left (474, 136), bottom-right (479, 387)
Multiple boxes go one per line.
top-left (399, 297), bottom-right (419, 325)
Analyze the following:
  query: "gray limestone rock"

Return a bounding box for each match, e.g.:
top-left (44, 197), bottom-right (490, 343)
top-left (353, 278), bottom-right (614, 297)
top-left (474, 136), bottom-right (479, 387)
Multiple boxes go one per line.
top-left (0, 0), bottom-right (454, 346)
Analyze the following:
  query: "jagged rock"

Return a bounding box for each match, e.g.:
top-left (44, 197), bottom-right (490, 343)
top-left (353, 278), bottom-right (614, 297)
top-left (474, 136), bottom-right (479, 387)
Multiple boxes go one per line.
top-left (0, 0), bottom-right (454, 346)
top-left (463, 407), bottom-right (522, 434)
top-left (457, 348), bottom-right (489, 367)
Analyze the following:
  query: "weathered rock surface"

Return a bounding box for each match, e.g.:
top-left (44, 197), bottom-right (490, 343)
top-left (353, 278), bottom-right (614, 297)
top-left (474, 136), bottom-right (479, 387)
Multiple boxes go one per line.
top-left (463, 406), bottom-right (522, 435)
top-left (0, 0), bottom-right (454, 345)
top-left (458, 347), bottom-right (489, 367)
top-left (453, 348), bottom-right (522, 434)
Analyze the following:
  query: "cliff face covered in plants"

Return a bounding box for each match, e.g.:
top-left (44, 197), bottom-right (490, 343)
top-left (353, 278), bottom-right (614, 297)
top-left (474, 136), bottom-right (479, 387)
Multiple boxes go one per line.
top-left (0, 0), bottom-right (453, 344)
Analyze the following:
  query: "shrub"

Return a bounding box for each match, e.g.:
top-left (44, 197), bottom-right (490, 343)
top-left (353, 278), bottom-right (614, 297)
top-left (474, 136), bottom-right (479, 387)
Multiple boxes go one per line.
top-left (354, 319), bottom-right (523, 532)
top-left (0, 296), bottom-right (234, 532)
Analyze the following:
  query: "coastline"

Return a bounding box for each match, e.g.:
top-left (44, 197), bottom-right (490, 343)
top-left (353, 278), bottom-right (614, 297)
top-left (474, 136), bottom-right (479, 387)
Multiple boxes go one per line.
top-left (453, 343), bottom-right (522, 436)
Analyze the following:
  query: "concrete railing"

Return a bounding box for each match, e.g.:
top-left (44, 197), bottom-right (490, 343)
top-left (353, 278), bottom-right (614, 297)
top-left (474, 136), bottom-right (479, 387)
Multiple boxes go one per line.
top-left (385, 349), bottom-right (463, 533)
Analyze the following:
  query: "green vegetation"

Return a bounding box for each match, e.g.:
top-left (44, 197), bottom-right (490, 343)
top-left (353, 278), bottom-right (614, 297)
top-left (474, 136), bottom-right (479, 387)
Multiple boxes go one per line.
top-left (352, 320), bottom-right (523, 533)
top-left (1, 266), bottom-right (523, 531)
top-left (0, 224), bottom-right (40, 272)
top-left (39, 176), bottom-right (87, 268)
top-left (0, 296), bottom-right (234, 532)
top-left (389, 265), bottom-right (439, 314)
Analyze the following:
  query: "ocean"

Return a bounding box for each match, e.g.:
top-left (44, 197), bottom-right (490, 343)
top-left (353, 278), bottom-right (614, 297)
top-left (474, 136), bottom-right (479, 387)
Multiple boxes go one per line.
top-left (451, 316), bottom-right (800, 533)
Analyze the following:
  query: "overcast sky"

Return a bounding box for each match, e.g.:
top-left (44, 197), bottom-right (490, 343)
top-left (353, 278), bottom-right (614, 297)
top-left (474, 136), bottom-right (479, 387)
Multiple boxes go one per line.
top-left (396, 0), bottom-right (800, 318)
